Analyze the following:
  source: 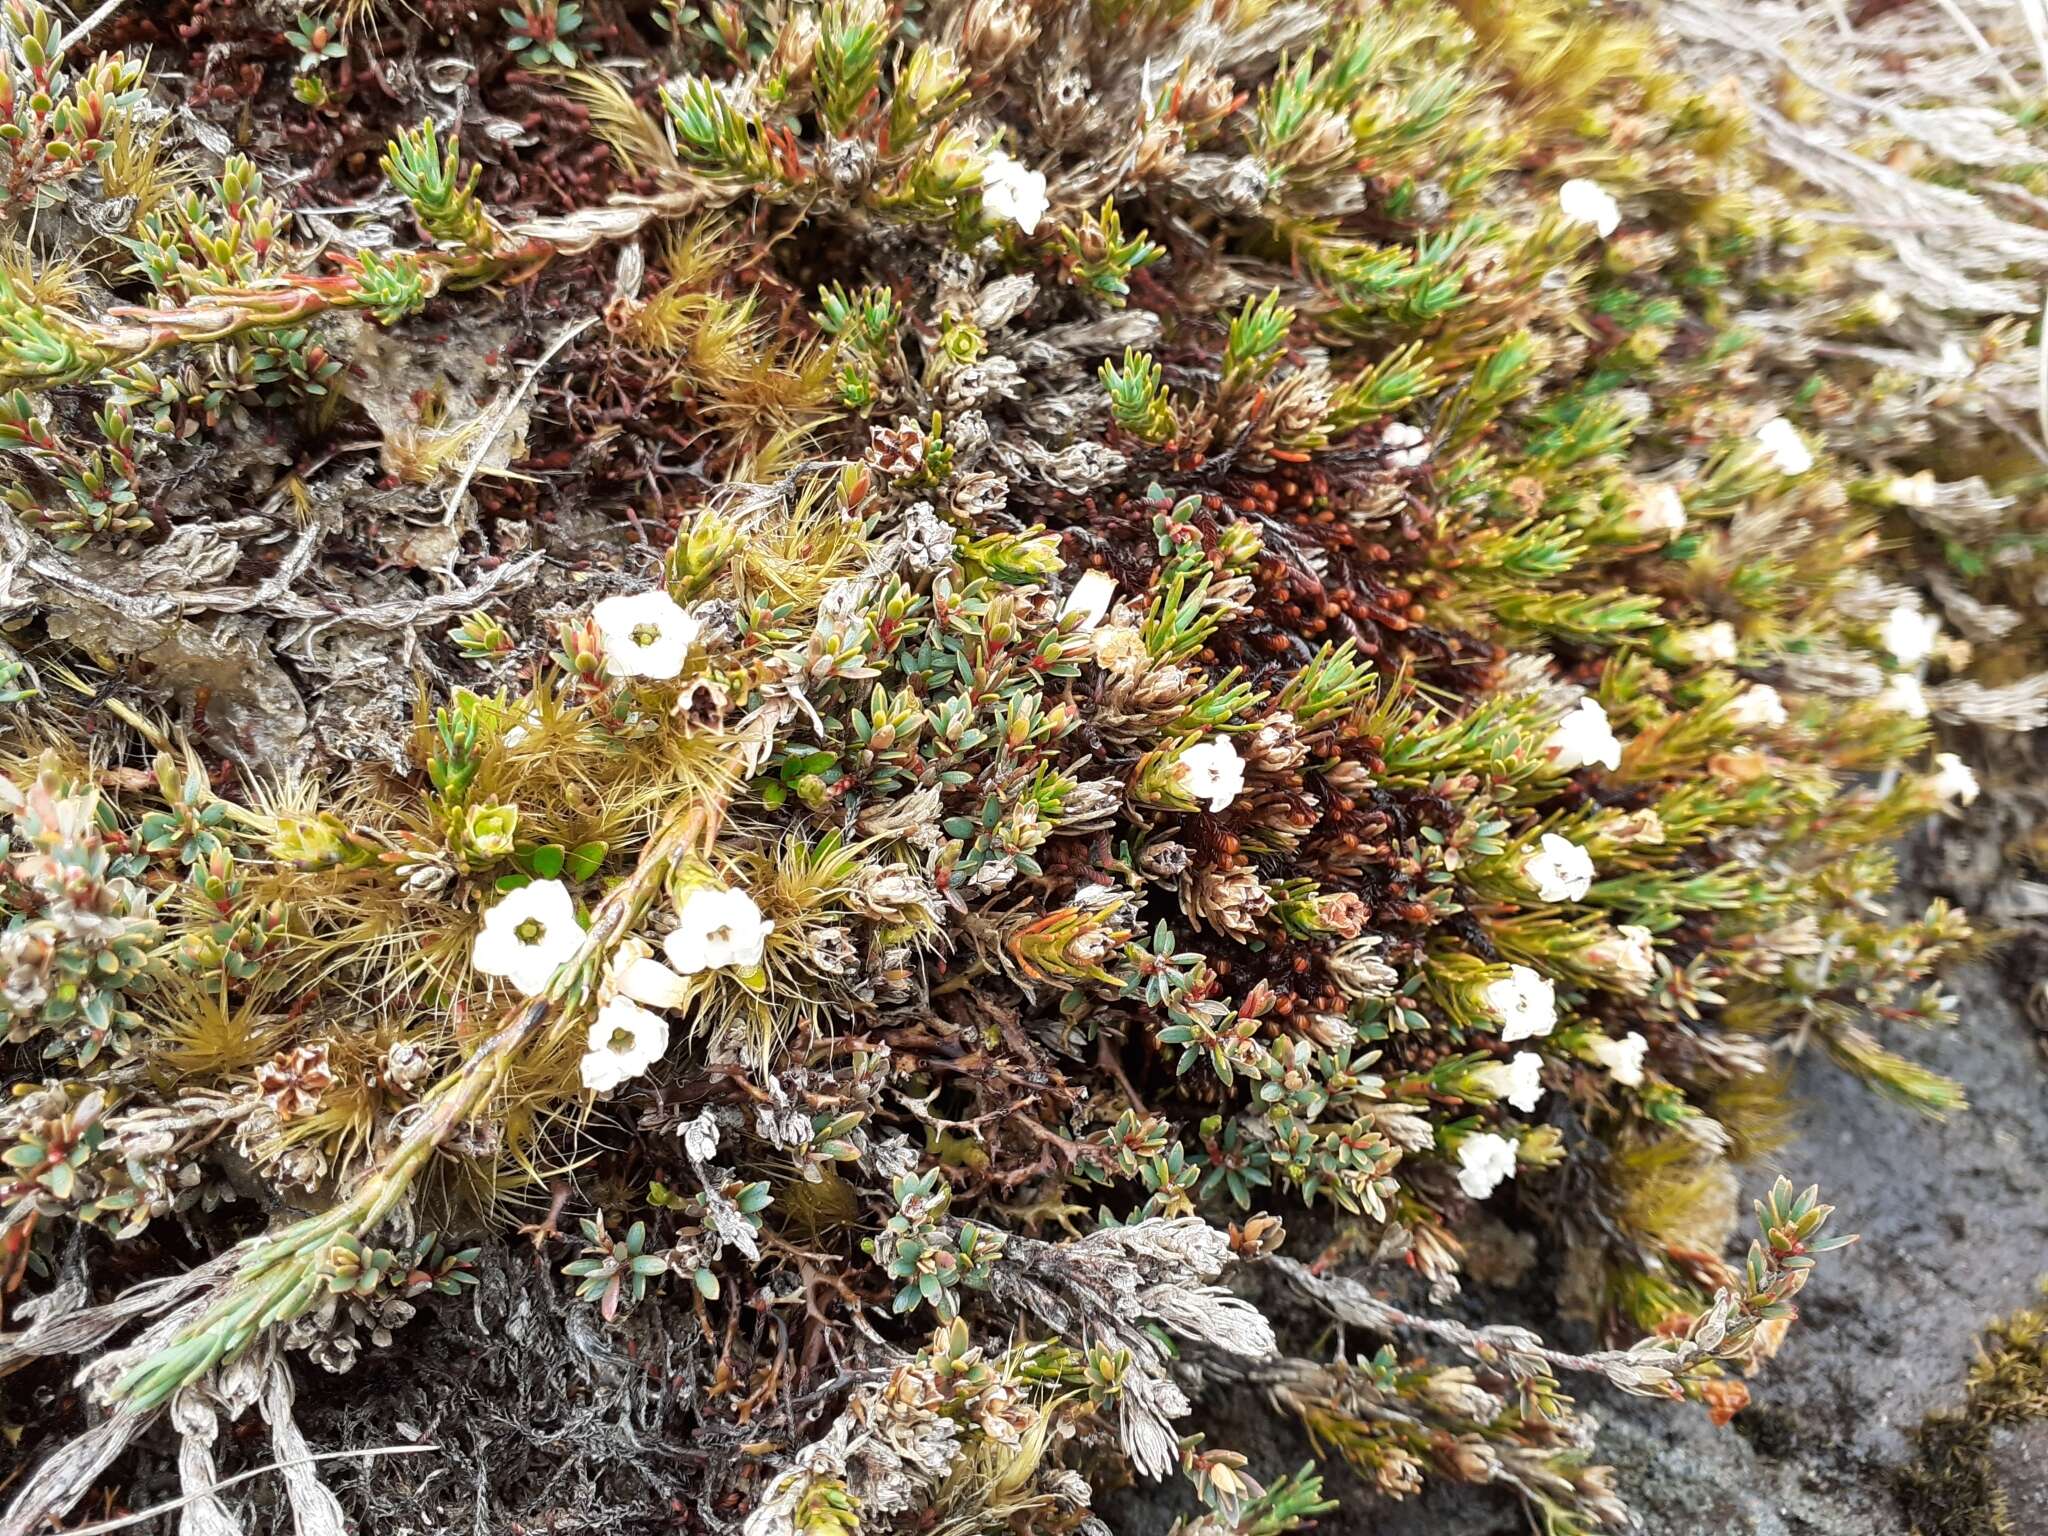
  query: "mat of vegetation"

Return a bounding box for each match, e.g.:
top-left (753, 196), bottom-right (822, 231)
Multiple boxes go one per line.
top-left (0, 3), bottom-right (2043, 1535)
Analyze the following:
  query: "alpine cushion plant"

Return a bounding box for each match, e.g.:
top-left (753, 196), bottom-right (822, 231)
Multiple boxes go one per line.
top-left (0, 1), bottom-right (2014, 1535)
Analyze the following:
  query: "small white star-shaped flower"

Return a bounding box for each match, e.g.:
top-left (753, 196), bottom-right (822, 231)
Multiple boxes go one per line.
top-left (1585, 1030), bottom-right (1649, 1087)
top-left (1456, 1132), bottom-right (1520, 1199)
top-left (980, 148), bottom-right (1048, 234)
top-left (1558, 178), bottom-right (1621, 237)
top-left (1879, 673), bottom-right (1929, 719)
top-left (1752, 417), bottom-right (1814, 476)
top-left (1522, 832), bottom-right (1595, 903)
top-left (1881, 604), bottom-right (1942, 666)
top-left (1175, 737), bottom-right (1247, 813)
top-left (1728, 683), bottom-right (1789, 729)
top-left (1484, 964), bottom-right (1559, 1042)
top-left (1930, 752), bottom-right (1979, 808)
top-left (1544, 698), bottom-right (1623, 773)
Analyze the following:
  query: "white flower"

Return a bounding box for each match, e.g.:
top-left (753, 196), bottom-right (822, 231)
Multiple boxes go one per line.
top-left (1633, 482), bottom-right (1686, 536)
top-left (579, 998), bottom-right (670, 1093)
top-left (1930, 751), bottom-right (1980, 807)
top-left (1728, 683), bottom-right (1788, 729)
top-left (1473, 1050), bottom-right (1545, 1113)
top-left (501, 708), bottom-right (541, 749)
top-left (1864, 289), bottom-right (1903, 326)
top-left (1585, 1030), bottom-right (1648, 1088)
top-left (1582, 924), bottom-right (1657, 994)
top-left (608, 938), bottom-right (692, 1008)
top-left (1455, 1132), bottom-right (1519, 1199)
top-left (1675, 621), bottom-right (1738, 665)
top-left (1544, 698), bottom-right (1623, 773)
top-left (1175, 737), bottom-right (1246, 813)
top-left (1879, 672), bottom-right (1929, 719)
top-left (1061, 568), bottom-right (1118, 630)
top-left (1382, 422), bottom-right (1431, 469)
top-left (1557, 178), bottom-right (1620, 237)
top-left (1887, 472), bottom-right (1938, 510)
top-left (593, 590), bottom-right (698, 681)
top-left (663, 886), bottom-right (775, 975)
top-left (980, 148), bottom-right (1048, 234)
top-left (1880, 604), bottom-right (1942, 666)
top-left (1752, 417), bottom-right (1814, 476)
top-left (1502, 1051), bottom-right (1545, 1112)
top-left (472, 879), bottom-right (581, 996)
top-left (1522, 832), bottom-right (1595, 903)
top-left (1484, 964), bottom-right (1559, 1043)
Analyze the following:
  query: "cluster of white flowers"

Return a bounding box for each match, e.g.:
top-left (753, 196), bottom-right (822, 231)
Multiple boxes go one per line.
top-left (578, 887), bottom-right (774, 1090)
top-left (1522, 832), bottom-right (1594, 903)
top-left (1456, 1131), bottom-right (1520, 1199)
top-left (1557, 177), bottom-right (1620, 237)
top-left (979, 147), bottom-right (1048, 234)
top-left (473, 875), bottom-right (776, 1092)
top-left (1381, 422), bottom-right (1431, 469)
top-left (1584, 1030), bottom-right (1649, 1087)
top-left (593, 590), bottom-right (699, 680)
top-left (1752, 416), bottom-right (1814, 475)
top-left (1484, 964), bottom-right (1558, 1042)
top-left (1543, 697), bottom-right (1623, 773)
top-left (1727, 683), bottom-right (1789, 729)
top-left (1175, 737), bottom-right (1246, 813)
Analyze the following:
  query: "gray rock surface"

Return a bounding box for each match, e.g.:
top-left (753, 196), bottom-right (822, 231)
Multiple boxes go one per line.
top-left (1593, 948), bottom-right (2048, 1536)
top-left (1988, 1420), bottom-right (2048, 1534)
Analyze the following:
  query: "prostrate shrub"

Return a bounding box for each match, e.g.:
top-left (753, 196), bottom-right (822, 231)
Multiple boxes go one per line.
top-left (0, 2), bottom-right (2010, 1534)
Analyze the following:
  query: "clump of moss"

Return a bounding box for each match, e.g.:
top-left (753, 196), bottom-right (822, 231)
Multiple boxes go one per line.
top-left (1896, 1284), bottom-right (2048, 1536)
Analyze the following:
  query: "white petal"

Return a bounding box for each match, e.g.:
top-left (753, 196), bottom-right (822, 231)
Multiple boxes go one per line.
top-left (1061, 568), bottom-right (1118, 630)
top-left (618, 954), bottom-right (691, 1008)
